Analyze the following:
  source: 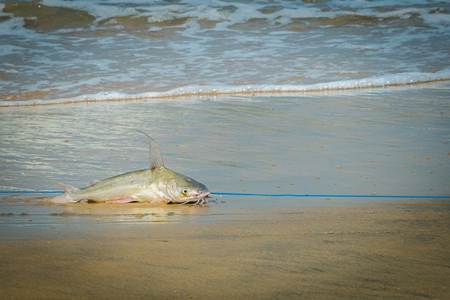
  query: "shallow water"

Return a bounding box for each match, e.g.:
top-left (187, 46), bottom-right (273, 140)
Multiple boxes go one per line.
top-left (1, 0), bottom-right (450, 104)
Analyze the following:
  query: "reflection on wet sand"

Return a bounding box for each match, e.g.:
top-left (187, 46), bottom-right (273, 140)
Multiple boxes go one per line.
top-left (0, 194), bottom-right (212, 239)
top-left (50, 201), bottom-right (210, 223)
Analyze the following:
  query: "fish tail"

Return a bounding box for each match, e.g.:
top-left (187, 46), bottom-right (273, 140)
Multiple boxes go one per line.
top-left (46, 179), bottom-right (79, 203)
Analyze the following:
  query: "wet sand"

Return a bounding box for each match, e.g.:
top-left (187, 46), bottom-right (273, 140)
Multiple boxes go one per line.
top-left (1, 198), bottom-right (449, 299)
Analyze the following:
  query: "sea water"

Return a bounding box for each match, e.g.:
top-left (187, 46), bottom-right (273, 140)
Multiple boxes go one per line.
top-left (1, 0), bottom-right (450, 105)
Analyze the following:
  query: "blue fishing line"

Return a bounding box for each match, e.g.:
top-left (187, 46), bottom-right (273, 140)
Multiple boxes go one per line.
top-left (0, 190), bottom-right (62, 195)
top-left (0, 190), bottom-right (448, 199)
top-left (211, 192), bottom-right (450, 199)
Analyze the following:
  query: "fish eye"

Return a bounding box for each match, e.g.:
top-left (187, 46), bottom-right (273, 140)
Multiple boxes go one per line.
top-left (181, 188), bottom-right (189, 195)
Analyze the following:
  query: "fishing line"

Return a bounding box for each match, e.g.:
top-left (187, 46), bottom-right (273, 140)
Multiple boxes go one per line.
top-left (0, 190), bottom-right (448, 199)
top-left (211, 192), bottom-right (449, 199)
top-left (0, 190), bottom-right (62, 195)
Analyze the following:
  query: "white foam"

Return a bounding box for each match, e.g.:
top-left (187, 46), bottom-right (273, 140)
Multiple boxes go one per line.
top-left (2, 70), bottom-right (449, 107)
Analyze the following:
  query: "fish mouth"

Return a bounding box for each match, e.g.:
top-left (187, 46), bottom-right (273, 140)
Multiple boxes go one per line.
top-left (195, 190), bottom-right (210, 200)
top-left (175, 191), bottom-right (210, 205)
top-left (191, 191), bottom-right (211, 204)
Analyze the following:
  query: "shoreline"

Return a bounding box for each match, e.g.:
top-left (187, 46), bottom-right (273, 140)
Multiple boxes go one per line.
top-left (1, 79), bottom-right (450, 108)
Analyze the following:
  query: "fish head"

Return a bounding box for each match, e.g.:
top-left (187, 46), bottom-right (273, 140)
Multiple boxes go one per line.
top-left (164, 175), bottom-right (210, 204)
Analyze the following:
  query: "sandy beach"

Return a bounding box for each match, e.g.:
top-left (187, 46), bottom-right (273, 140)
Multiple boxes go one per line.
top-left (1, 84), bottom-right (449, 299)
top-left (0, 197), bottom-right (449, 299)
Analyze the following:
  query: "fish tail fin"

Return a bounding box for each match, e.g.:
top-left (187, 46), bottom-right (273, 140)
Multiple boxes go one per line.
top-left (46, 179), bottom-right (79, 203)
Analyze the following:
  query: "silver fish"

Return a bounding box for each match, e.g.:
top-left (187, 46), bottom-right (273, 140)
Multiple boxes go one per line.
top-left (48, 132), bottom-right (210, 204)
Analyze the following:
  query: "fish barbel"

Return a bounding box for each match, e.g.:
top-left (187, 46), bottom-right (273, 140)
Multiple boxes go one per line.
top-left (48, 133), bottom-right (210, 204)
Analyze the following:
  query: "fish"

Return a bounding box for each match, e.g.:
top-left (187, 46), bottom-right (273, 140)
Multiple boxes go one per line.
top-left (47, 132), bottom-right (210, 204)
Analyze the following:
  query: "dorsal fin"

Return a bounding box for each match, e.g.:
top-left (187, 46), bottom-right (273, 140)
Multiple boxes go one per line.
top-left (136, 130), bottom-right (164, 169)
